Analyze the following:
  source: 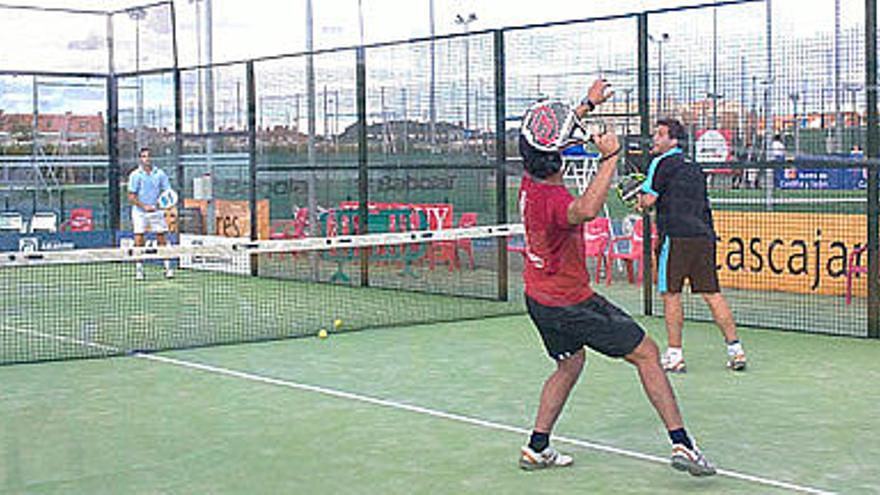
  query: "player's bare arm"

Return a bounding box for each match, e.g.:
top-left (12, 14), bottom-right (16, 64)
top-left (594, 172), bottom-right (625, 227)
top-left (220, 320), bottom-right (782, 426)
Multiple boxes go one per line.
top-left (128, 192), bottom-right (155, 212)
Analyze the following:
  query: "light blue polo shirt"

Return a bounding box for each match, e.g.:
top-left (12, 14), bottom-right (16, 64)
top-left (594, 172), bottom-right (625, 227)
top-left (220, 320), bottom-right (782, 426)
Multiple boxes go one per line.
top-left (128, 166), bottom-right (170, 213)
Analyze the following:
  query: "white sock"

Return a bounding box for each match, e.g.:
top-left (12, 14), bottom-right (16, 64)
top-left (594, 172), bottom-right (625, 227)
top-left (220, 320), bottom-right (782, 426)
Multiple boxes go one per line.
top-left (727, 341), bottom-right (743, 356)
top-left (164, 260), bottom-right (171, 271)
top-left (665, 347), bottom-right (683, 361)
top-left (136, 262), bottom-right (144, 273)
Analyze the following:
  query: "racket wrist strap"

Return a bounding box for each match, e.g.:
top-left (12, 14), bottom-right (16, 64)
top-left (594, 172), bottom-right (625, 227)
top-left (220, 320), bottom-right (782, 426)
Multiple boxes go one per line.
top-left (599, 147), bottom-right (622, 163)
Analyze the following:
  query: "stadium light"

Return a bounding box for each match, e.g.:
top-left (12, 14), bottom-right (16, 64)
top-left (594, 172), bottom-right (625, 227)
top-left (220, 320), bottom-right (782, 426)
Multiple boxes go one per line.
top-left (455, 13), bottom-right (478, 133)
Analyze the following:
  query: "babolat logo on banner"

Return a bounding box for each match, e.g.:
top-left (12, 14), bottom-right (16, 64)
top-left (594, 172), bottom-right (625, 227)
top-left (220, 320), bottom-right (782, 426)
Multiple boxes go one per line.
top-left (375, 174), bottom-right (457, 193)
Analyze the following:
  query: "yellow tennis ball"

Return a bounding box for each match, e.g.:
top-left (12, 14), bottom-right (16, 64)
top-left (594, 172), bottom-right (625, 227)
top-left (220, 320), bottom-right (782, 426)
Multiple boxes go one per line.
top-left (333, 319), bottom-right (343, 329)
top-left (317, 329), bottom-right (328, 339)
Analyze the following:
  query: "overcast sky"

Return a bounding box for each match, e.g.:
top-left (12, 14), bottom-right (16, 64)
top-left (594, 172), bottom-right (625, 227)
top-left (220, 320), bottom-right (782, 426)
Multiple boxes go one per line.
top-left (0, 0), bottom-right (868, 70)
top-left (0, 0), bottom-right (870, 122)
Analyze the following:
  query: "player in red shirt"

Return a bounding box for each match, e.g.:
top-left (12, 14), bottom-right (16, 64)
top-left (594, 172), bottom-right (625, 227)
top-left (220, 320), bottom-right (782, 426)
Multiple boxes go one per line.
top-left (517, 79), bottom-right (715, 477)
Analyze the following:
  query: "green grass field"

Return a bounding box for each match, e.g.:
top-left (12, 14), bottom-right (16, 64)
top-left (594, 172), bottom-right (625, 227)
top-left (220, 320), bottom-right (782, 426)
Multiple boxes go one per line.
top-left (1, 313), bottom-right (877, 494)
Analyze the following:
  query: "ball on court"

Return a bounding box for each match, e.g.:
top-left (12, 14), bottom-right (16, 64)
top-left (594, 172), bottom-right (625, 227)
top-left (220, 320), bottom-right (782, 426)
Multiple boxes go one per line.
top-left (317, 329), bottom-right (328, 339)
top-left (333, 319), bottom-right (343, 329)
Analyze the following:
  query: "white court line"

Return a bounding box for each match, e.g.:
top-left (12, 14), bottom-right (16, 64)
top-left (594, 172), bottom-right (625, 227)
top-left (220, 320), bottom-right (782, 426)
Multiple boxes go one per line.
top-left (2, 324), bottom-right (836, 495)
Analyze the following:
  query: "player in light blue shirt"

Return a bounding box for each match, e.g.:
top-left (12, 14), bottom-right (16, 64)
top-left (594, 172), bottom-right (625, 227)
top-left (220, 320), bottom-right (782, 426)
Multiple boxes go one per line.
top-left (127, 147), bottom-right (174, 279)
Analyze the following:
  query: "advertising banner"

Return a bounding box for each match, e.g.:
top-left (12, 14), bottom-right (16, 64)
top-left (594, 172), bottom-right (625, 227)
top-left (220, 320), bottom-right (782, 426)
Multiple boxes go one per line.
top-left (714, 211), bottom-right (865, 297)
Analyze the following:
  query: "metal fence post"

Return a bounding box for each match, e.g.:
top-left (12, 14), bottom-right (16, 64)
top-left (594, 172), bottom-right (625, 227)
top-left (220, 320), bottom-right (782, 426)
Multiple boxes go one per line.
top-left (247, 61), bottom-right (259, 276)
top-left (173, 68), bottom-right (183, 209)
top-left (495, 29), bottom-right (508, 302)
top-left (107, 74), bottom-right (120, 233)
top-left (357, 46), bottom-right (369, 287)
top-left (866, 0), bottom-right (879, 338)
top-left (638, 13), bottom-right (653, 316)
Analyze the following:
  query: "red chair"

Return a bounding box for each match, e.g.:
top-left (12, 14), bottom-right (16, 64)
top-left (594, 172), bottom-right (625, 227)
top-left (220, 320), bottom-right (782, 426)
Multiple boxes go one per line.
top-left (845, 245), bottom-right (867, 305)
top-left (454, 212), bottom-right (479, 269)
top-left (60, 208), bottom-right (94, 232)
top-left (607, 218), bottom-right (657, 285)
top-left (583, 217), bottom-right (611, 285)
top-left (428, 210), bottom-right (473, 272)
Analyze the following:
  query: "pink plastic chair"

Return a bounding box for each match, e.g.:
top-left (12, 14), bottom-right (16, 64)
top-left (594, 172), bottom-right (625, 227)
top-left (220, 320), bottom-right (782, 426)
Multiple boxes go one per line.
top-left (607, 218), bottom-right (657, 285)
top-left (454, 212), bottom-right (479, 269)
top-left (583, 217), bottom-right (611, 285)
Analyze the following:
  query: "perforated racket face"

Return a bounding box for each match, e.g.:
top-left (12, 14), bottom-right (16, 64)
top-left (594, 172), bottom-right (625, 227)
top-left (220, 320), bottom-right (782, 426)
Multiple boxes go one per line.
top-left (521, 100), bottom-right (573, 152)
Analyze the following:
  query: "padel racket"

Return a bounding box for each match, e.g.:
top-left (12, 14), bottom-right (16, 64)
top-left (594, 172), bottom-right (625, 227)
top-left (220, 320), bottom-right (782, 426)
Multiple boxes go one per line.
top-left (157, 188), bottom-right (178, 209)
top-left (521, 99), bottom-right (593, 152)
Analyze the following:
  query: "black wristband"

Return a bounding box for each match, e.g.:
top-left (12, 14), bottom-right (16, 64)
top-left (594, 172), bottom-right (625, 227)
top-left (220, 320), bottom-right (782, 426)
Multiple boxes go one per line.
top-left (582, 98), bottom-right (596, 112)
top-left (598, 147), bottom-right (621, 163)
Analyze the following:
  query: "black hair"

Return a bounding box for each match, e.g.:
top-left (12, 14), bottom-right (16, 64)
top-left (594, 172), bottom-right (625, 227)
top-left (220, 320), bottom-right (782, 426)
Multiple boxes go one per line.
top-left (518, 135), bottom-right (562, 179)
top-left (139, 146), bottom-right (151, 155)
top-left (656, 118), bottom-right (688, 142)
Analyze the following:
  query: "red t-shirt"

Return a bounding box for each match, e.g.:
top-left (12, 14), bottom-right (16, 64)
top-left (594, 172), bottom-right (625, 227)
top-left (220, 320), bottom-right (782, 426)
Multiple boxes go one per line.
top-left (519, 174), bottom-right (594, 306)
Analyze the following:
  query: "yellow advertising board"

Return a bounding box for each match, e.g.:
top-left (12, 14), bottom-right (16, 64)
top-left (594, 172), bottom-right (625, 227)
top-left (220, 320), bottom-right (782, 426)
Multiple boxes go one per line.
top-left (714, 211), bottom-right (866, 297)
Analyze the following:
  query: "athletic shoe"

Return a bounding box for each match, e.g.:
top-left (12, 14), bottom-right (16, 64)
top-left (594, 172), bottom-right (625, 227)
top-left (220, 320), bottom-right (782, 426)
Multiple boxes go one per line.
top-left (165, 268), bottom-right (175, 279)
top-left (519, 445), bottom-right (573, 471)
top-left (135, 270), bottom-right (145, 281)
top-left (671, 442), bottom-right (716, 477)
top-left (662, 350), bottom-right (687, 373)
top-left (727, 351), bottom-right (747, 371)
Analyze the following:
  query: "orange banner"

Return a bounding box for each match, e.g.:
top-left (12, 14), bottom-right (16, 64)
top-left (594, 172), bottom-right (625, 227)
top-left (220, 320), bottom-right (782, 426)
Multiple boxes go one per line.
top-left (183, 199), bottom-right (270, 239)
top-left (714, 211), bottom-right (866, 296)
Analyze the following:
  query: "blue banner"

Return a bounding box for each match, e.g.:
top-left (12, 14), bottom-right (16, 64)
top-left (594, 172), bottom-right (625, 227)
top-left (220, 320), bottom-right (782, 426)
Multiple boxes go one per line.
top-left (0, 231), bottom-right (114, 252)
top-left (775, 167), bottom-right (866, 190)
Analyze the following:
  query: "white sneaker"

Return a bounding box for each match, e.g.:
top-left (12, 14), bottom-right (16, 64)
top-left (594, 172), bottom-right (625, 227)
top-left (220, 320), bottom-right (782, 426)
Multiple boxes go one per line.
top-left (135, 270), bottom-right (145, 281)
top-left (165, 268), bottom-right (175, 279)
top-left (519, 445), bottom-right (573, 471)
top-left (671, 441), bottom-right (716, 477)
top-left (662, 349), bottom-right (687, 373)
top-left (727, 351), bottom-right (747, 371)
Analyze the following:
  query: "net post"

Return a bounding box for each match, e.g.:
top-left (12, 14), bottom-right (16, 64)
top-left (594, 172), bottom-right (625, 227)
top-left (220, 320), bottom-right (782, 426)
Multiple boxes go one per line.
top-left (357, 45), bottom-right (370, 287)
top-left (247, 60), bottom-right (259, 276)
top-left (494, 29), bottom-right (508, 302)
top-left (866, 0), bottom-right (879, 338)
top-left (638, 13), bottom-right (653, 317)
top-left (107, 74), bottom-right (120, 233)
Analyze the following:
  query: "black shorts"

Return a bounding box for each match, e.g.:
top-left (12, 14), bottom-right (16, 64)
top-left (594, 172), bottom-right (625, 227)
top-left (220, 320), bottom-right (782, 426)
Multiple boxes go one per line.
top-left (657, 236), bottom-right (720, 294)
top-left (526, 294), bottom-right (645, 361)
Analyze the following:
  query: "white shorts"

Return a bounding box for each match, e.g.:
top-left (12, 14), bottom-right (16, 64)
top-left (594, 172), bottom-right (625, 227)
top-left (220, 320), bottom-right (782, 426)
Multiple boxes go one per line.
top-left (132, 207), bottom-right (168, 234)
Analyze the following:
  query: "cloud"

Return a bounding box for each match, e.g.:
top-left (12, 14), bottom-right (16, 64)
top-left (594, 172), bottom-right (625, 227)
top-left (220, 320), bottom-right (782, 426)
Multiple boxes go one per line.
top-left (68, 33), bottom-right (104, 51)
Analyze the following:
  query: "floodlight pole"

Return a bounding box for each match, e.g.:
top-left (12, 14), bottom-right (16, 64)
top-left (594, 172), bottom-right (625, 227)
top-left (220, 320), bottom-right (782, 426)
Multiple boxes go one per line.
top-left (789, 91), bottom-right (800, 156)
top-left (127, 7), bottom-right (146, 147)
top-left (429, 0), bottom-right (437, 149)
top-left (648, 32), bottom-right (669, 116)
top-left (455, 13), bottom-right (477, 133)
top-left (835, 0), bottom-right (843, 153)
top-left (306, 0), bottom-right (319, 279)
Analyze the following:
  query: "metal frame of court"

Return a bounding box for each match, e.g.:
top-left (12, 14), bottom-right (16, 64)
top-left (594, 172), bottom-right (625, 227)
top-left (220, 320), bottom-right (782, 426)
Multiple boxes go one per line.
top-left (3, 0), bottom-right (879, 338)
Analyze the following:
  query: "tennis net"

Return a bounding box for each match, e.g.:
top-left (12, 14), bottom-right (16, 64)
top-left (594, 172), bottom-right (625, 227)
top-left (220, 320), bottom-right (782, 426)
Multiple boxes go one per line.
top-left (0, 225), bottom-right (524, 365)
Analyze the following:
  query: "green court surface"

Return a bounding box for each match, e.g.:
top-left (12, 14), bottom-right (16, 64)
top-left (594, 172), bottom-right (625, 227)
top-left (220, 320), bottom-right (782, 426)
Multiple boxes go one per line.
top-left (1, 313), bottom-right (877, 494)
